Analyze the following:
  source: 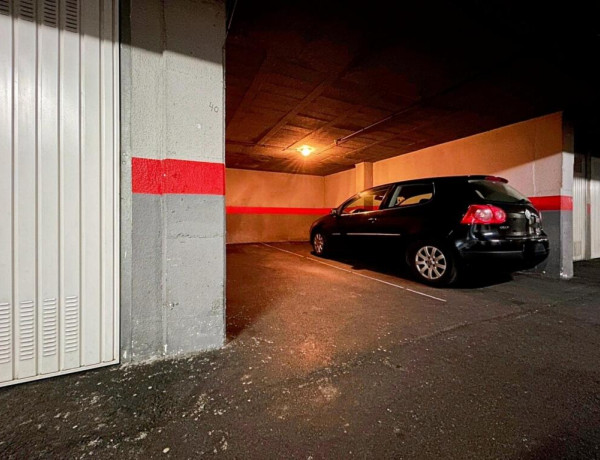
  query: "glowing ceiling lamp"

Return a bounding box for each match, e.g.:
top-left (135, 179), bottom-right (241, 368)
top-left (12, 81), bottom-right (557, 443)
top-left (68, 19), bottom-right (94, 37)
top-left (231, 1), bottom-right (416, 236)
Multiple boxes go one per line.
top-left (297, 145), bottom-right (315, 157)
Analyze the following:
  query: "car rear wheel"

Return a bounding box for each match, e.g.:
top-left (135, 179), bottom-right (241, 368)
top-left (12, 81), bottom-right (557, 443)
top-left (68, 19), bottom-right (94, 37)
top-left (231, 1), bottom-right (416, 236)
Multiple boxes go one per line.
top-left (408, 241), bottom-right (458, 286)
top-left (311, 231), bottom-right (329, 257)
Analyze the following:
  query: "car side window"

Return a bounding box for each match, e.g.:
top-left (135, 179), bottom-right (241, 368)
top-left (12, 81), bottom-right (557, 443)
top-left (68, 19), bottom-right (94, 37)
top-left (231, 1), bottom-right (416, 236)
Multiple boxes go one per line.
top-left (340, 186), bottom-right (390, 215)
top-left (385, 183), bottom-right (434, 208)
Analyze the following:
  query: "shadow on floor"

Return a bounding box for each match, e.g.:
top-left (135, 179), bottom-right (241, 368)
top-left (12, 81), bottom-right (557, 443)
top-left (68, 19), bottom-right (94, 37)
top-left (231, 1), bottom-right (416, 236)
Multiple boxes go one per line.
top-left (574, 259), bottom-right (600, 285)
top-left (225, 241), bottom-right (541, 341)
top-left (318, 245), bottom-right (516, 289)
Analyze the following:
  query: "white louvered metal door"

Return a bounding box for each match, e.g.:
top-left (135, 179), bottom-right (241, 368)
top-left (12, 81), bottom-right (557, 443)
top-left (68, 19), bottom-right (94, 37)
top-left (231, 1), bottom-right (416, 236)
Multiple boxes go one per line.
top-left (0, 0), bottom-right (119, 387)
top-left (591, 157), bottom-right (600, 259)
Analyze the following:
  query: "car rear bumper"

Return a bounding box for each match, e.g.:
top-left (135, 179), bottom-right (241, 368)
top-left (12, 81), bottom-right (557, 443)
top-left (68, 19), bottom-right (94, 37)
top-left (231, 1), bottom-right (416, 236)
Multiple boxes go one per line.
top-left (456, 237), bottom-right (549, 269)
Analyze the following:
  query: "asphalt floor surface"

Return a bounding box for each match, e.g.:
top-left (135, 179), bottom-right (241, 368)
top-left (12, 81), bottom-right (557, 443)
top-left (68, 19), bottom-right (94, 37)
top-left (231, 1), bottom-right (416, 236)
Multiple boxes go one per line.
top-left (1, 242), bottom-right (599, 459)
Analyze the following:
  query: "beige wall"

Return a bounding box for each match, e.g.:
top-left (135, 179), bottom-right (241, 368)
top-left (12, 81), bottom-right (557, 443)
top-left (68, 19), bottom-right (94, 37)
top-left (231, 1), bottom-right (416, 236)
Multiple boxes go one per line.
top-left (324, 168), bottom-right (356, 207)
top-left (226, 169), bottom-right (324, 208)
top-left (227, 214), bottom-right (321, 244)
top-left (226, 169), bottom-right (325, 243)
top-left (373, 113), bottom-right (564, 197)
top-left (227, 113), bottom-right (566, 244)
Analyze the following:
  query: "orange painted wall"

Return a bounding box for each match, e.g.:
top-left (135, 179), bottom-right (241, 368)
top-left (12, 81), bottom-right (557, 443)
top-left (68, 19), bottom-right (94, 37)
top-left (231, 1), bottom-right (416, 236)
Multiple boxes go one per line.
top-left (226, 169), bottom-right (325, 243)
top-left (372, 113), bottom-right (564, 197)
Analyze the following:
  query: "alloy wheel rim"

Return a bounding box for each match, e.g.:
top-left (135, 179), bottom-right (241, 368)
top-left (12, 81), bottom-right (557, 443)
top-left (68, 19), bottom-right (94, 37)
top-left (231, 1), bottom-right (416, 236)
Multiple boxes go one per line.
top-left (415, 246), bottom-right (447, 280)
top-left (313, 233), bottom-right (325, 254)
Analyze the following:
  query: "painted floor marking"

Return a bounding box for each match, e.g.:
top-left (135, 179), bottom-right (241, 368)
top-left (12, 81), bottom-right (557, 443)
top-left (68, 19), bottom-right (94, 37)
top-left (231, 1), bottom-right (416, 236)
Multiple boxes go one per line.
top-left (261, 243), bottom-right (446, 303)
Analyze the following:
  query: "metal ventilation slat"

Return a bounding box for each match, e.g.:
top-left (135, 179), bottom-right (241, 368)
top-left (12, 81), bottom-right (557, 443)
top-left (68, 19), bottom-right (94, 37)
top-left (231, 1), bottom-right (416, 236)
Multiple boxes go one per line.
top-left (63, 0), bottom-right (78, 32)
top-left (19, 0), bottom-right (35, 21)
top-left (19, 300), bottom-right (35, 361)
top-left (0, 0), bottom-right (9, 16)
top-left (43, 0), bottom-right (58, 27)
top-left (64, 295), bottom-right (79, 353)
top-left (42, 298), bottom-right (58, 357)
top-left (0, 303), bottom-right (11, 365)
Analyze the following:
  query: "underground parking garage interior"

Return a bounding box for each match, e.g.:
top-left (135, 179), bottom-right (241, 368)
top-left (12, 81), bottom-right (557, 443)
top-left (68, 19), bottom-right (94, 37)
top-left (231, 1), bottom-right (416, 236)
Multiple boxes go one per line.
top-left (1, 0), bottom-right (600, 457)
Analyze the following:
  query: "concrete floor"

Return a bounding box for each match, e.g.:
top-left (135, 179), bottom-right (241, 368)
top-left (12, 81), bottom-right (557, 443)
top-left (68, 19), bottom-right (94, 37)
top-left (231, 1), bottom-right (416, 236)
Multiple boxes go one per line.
top-left (1, 242), bottom-right (599, 459)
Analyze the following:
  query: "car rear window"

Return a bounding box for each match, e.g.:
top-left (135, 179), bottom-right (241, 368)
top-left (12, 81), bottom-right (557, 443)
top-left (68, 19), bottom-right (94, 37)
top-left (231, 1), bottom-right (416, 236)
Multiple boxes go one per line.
top-left (384, 183), bottom-right (434, 208)
top-left (469, 180), bottom-right (530, 203)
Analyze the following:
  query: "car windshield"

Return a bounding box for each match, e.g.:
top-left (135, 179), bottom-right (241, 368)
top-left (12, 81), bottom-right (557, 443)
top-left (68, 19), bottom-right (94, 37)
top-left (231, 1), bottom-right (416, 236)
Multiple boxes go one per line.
top-left (469, 180), bottom-right (530, 203)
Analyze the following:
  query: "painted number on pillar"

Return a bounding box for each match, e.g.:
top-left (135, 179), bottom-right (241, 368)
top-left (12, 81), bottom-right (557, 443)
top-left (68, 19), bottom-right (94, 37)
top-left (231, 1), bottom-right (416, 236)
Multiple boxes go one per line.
top-left (209, 102), bottom-right (219, 113)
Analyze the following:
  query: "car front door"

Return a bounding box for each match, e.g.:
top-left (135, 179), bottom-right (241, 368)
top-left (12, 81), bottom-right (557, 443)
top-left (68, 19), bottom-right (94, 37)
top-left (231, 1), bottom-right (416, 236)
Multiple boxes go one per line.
top-left (336, 185), bottom-right (391, 244)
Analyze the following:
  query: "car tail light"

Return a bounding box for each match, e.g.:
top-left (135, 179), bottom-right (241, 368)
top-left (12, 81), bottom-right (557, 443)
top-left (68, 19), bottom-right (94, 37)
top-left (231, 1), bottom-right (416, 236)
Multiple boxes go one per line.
top-left (461, 205), bottom-right (507, 225)
top-left (484, 176), bottom-right (508, 183)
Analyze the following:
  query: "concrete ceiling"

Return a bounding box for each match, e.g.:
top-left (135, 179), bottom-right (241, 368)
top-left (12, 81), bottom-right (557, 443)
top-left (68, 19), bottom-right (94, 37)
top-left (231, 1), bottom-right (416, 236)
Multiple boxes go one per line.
top-left (225, 0), bottom-right (600, 176)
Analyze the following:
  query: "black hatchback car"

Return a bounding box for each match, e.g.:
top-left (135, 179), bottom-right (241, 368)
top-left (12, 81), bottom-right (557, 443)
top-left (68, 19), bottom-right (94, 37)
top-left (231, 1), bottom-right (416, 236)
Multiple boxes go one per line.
top-left (309, 175), bottom-right (549, 286)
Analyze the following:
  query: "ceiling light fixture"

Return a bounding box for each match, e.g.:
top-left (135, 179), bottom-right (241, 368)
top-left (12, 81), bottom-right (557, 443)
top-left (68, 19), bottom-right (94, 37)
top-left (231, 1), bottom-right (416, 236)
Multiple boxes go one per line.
top-left (297, 145), bottom-right (315, 157)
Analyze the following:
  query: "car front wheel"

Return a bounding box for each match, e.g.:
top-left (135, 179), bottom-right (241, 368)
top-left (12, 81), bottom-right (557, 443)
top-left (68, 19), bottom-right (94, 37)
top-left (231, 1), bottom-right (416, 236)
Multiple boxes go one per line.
top-left (408, 241), bottom-right (458, 286)
top-left (311, 231), bottom-right (329, 257)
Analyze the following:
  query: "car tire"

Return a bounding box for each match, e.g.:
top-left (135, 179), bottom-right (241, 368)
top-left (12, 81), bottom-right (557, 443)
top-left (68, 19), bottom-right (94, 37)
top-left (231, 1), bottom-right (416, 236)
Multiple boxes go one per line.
top-left (407, 240), bottom-right (458, 287)
top-left (311, 230), bottom-right (330, 257)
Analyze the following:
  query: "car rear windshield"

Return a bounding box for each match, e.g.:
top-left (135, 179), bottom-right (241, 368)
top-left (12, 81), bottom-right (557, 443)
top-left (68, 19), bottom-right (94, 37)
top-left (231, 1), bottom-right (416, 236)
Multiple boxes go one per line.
top-left (469, 180), bottom-right (530, 203)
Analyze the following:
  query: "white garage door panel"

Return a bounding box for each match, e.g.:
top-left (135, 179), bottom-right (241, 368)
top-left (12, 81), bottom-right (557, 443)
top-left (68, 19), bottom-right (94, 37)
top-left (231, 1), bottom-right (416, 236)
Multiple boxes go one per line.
top-left (81, 0), bottom-right (102, 367)
top-left (39, 0), bottom-right (60, 376)
top-left (0, 0), bottom-right (119, 387)
top-left (592, 158), bottom-right (600, 259)
top-left (15, 2), bottom-right (38, 380)
top-left (0, 2), bottom-right (14, 383)
top-left (61, 0), bottom-right (82, 371)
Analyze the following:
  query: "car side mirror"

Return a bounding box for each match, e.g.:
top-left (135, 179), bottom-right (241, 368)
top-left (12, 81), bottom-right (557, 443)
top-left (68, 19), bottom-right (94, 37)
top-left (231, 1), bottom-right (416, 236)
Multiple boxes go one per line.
top-left (330, 208), bottom-right (338, 216)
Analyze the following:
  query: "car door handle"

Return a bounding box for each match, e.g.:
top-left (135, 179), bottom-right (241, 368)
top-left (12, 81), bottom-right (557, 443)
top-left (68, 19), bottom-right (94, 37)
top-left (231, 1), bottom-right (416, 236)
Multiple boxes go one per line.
top-left (368, 217), bottom-right (377, 222)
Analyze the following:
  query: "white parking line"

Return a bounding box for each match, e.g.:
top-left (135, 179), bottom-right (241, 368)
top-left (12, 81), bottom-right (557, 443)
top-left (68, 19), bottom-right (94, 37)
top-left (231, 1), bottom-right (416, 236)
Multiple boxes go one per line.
top-left (261, 243), bottom-right (447, 303)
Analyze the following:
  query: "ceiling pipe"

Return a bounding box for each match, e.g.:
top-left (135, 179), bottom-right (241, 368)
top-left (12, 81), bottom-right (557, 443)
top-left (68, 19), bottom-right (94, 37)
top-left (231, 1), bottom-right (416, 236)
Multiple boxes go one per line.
top-left (333, 81), bottom-right (466, 147)
top-left (334, 105), bottom-right (416, 146)
top-left (225, 0), bottom-right (239, 41)
top-left (333, 61), bottom-right (511, 147)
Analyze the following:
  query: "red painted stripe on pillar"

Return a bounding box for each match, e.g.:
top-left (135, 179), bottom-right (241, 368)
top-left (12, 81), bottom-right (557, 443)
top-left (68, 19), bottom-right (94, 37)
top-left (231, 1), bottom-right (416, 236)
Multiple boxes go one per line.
top-left (132, 157), bottom-right (225, 195)
top-left (132, 157), bottom-right (163, 194)
top-left (163, 159), bottom-right (225, 195)
top-left (226, 206), bottom-right (331, 215)
top-left (529, 195), bottom-right (573, 211)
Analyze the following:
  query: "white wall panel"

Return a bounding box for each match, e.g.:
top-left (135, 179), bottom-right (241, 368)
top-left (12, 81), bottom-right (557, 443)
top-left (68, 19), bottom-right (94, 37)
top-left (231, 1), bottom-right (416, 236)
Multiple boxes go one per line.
top-left (0, 0), bottom-right (119, 387)
top-left (100, 0), bottom-right (116, 362)
top-left (591, 157), bottom-right (600, 259)
top-left (573, 154), bottom-right (587, 261)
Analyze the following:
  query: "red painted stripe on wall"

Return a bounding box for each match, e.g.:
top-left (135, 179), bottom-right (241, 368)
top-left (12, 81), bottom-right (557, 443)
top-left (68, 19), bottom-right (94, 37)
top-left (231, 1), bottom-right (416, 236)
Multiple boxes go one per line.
top-left (132, 157), bottom-right (225, 195)
top-left (226, 206), bottom-right (331, 215)
top-left (529, 195), bottom-right (573, 211)
top-left (226, 196), bottom-right (574, 215)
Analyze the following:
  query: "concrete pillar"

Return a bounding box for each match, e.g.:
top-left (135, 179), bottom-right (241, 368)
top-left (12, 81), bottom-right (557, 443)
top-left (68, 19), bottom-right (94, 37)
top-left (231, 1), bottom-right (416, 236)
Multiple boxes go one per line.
top-left (355, 162), bottom-right (373, 192)
top-left (120, 0), bottom-right (226, 362)
top-left (531, 118), bottom-right (574, 279)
